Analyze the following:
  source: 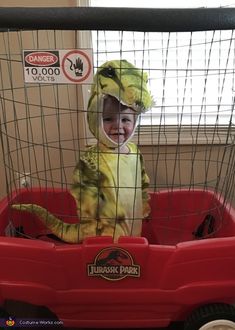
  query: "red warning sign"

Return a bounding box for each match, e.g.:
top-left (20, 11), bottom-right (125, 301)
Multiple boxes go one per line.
top-left (23, 49), bottom-right (93, 84)
top-left (61, 49), bottom-right (92, 83)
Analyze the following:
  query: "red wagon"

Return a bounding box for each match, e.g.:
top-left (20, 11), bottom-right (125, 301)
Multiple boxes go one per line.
top-left (0, 188), bottom-right (235, 329)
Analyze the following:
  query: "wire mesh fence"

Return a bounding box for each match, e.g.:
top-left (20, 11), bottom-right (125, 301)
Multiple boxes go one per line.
top-left (0, 7), bottom-right (235, 244)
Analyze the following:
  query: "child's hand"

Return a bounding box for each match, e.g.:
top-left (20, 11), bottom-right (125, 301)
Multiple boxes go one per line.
top-left (143, 215), bottom-right (151, 222)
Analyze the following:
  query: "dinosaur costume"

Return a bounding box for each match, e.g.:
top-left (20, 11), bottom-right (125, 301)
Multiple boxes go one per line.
top-left (12, 60), bottom-right (153, 243)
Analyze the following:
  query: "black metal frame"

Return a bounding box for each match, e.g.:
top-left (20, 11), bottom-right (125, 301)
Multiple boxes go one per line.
top-left (0, 7), bottom-right (235, 32)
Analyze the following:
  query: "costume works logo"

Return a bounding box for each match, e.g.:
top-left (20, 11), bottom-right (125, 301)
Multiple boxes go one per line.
top-left (5, 317), bottom-right (15, 327)
top-left (87, 247), bottom-right (140, 281)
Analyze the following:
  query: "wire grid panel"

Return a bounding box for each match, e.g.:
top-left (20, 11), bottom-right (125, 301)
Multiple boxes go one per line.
top-left (0, 30), bottom-right (86, 193)
top-left (0, 8), bottom-right (235, 244)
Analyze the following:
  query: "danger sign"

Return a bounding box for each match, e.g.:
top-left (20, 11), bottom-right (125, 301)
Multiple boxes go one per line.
top-left (23, 49), bottom-right (93, 84)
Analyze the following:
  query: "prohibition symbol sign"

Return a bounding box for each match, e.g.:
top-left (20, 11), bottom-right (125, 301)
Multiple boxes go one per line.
top-left (61, 50), bottom-right (92, 83)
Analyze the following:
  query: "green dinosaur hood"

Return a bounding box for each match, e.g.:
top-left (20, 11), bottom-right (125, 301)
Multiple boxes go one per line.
top-left (87, 59), bottom-right (153, 148)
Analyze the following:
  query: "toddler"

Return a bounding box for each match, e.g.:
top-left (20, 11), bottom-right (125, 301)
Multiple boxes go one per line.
top-left (71, 60), bottom-right (153, 242)
top-left (12, 59), bottom-right (153, 243)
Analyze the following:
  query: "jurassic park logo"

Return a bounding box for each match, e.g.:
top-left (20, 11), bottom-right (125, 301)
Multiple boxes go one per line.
top-left (87, 247), bottom-right (140, 281)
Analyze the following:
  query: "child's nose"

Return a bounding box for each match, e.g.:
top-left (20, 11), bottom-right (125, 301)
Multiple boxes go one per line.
top-left (113, 118), bottom-right (123, 129)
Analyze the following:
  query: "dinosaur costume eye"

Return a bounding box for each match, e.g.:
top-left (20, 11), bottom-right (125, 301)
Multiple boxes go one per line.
top-left (99, 66), bottom-right (116, 78)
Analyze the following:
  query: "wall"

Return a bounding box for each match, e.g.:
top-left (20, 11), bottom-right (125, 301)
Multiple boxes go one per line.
top-left (0, 0), bottom-right (82, 199)
top-left (0, 0), bottom-right (76, 7)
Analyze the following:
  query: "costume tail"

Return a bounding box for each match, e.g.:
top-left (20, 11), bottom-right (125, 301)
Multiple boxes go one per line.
top-left (11, 204), bottom-right (81, 243)
top-left (11, 204), bottom-right (126, 243)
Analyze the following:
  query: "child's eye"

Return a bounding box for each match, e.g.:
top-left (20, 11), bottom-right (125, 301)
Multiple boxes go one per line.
top-left (122, 117), bottom-right (131, 123)
top-left (103, 117), bottom-right (111, 122)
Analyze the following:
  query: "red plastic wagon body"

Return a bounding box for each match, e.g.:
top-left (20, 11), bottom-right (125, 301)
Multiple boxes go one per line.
top-left (0, 188), bottom-right (235, 328)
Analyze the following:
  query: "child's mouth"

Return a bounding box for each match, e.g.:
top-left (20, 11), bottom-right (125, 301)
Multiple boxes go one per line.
top-left (109, 133), bottom-right (125, 142)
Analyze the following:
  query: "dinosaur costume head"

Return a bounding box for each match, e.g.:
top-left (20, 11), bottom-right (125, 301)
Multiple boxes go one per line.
top-left (87, 60), bottom-right (153, 148)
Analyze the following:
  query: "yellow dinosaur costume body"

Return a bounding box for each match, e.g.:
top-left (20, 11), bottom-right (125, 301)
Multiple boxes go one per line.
top-left (12, 59), bottom-right (153, 243)
top-left (70, 142), bottom-right (150, 242)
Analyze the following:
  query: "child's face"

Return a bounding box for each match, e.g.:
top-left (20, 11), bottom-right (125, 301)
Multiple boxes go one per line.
top-left (103, 96), bottom-right (136, 145)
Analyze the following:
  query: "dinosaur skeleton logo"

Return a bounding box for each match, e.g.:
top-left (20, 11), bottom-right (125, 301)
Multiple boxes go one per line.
top-left (87, 247), bottom-right (140, 281)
